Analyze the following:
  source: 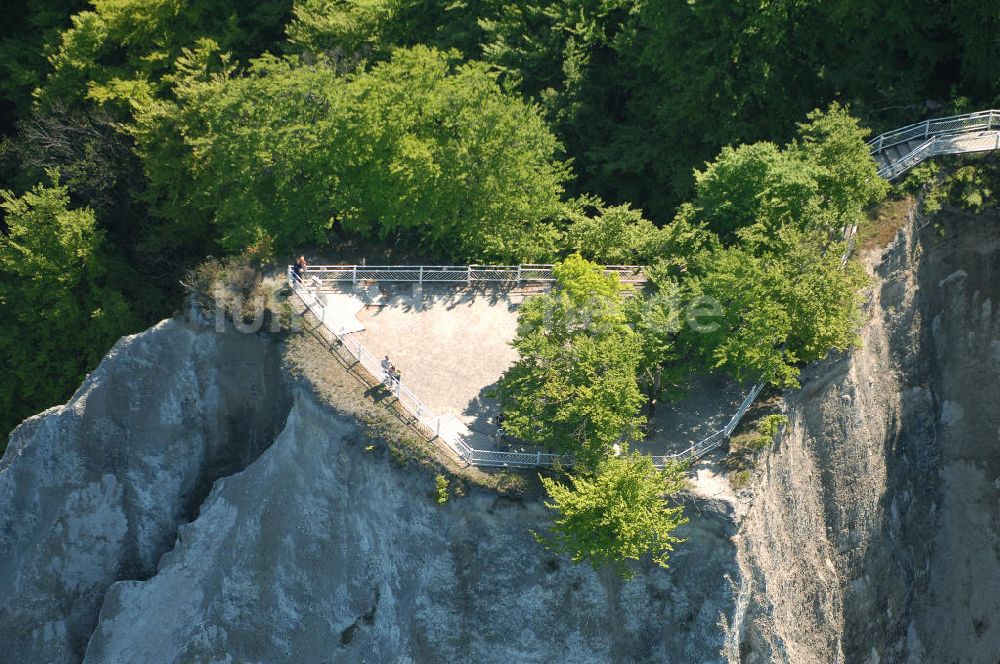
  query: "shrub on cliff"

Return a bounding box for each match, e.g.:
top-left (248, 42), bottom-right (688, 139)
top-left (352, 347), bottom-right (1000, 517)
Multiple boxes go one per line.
top-left (536, 452), bottom-right (688, 579)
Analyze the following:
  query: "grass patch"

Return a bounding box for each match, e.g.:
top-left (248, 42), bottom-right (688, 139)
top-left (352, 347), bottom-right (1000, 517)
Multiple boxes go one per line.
top-left (725, 412), bottom-right (787, 490)
top-left (858, 196), bottom-right (915, 252)
top-left (729, 469), bottom-right (751, 490)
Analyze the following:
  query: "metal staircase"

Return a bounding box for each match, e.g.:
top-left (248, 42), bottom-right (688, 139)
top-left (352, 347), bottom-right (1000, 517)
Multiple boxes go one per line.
top-left (868, 110), bottom-right (1000, 179)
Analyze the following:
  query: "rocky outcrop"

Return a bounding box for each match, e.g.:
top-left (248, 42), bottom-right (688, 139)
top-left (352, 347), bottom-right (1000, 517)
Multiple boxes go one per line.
top-left (1, 316), bottom-right (738, 663)
top-left (82, 392), bottom-right (739, 663)
top-left (0, 319), bottom-right (292, 663)
top-left (5, 202), bottom-right (998, 664)
top-left (730, 205), bottom-right (1000, 663)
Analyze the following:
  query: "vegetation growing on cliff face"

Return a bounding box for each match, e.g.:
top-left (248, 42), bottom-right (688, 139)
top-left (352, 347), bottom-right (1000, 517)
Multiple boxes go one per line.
top-left (537, 452), bottom-right (688, 579)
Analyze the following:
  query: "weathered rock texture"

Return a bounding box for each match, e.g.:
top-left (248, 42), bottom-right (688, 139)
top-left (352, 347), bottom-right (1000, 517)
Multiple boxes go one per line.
top-left (1, 318), bottom-right (737, 663)
top-left (729, 206), bottom-right (1000, 663)
top-left (0, 320), bottom-right (292, 663)
top-left (82, 394), bottom-right (737, 663)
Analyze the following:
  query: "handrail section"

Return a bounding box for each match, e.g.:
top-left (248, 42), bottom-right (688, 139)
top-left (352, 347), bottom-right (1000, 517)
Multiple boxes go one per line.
top-left (301, 264), bottom-right (646, 286)
top-left (869, 109), bottom-right (1000, 179)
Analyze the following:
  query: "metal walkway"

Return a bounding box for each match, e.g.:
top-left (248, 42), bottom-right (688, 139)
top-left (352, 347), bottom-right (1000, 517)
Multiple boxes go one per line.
top-left (869, 109), bottom-right (1000, 179)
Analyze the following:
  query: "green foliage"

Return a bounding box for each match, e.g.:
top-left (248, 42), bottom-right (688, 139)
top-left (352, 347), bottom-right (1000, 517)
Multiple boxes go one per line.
top-left (564, 203), bottom-right (665, 264)
top-left (684, 228), bottom-right (869, 387)
top-left (134, 45), bottom-right (570, 260)
top-left (496, 255), bottom-right (645, 468)
top-left (944, 163), bottom-right (997, 213)
top-left (691, 104), bottom-right (888, 246)
top-left (789, 104), bottom-right (890, 233)
top-left (536, 451), bottom-right (688, 579)
top-left (692, 141), bottom-right (820, 244)
top-left (0, 177), bottom-right (134, 438)
top-left (286, 0), bottom-right (402, 60)
top-left (434, 473), bottom-right (449, 503)
top-left (625, 280), bottom-right (688, 396)
top-left (900, 157), bottom-right (999, 216)
top-left (731, 414), bottom-right (788, 452)
top-left (36, 0), bottom-right (291, 111)
top-left (728, 469), bottom-right (751, 490)
top-left (757, 414), bottom-right (788, 439)
top-left (0, 0), bottom-right (86, 130)
top-left (285, 0), bottom-right (484, 65)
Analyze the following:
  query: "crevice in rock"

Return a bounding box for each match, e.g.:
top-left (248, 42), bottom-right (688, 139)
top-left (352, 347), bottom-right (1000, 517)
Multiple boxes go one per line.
top-left (339, 588), bottom-right (381, 648)
top-left (0, 317), bottom-right (296, 663)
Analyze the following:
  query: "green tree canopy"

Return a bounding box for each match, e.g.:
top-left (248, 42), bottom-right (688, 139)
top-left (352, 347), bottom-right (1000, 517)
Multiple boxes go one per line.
top-left (0, 177), bottom-right (134, 437)
top-left (690, 104), bottom-right (888, 247)
top-left (682, 228), bottom-right (869, 387)
top-left (496, 255), bottom-right (645, 467)
top-left (36, 0), bottom-right (291, 111)
top-left (564, 203), bottom-right (666, 264)
top-left (537, 451), bottom-right (688, 579)
top-left (133, 44), bottom-right (571, 260)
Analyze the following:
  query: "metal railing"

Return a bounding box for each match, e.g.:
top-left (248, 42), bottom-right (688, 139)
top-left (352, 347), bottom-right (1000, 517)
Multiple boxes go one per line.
top-left (875, 129), bottom-right (1000, 179)
top-left (302, 263), bottom-right (646, 286)
top-left (290, 268), bottom-right (471, 461)
top-left (868, 109), bottom-right (998, 153)
top-left (289, 265), bottom-right (762, 468)
top-left (868, 109), bottom-right (1000, 179)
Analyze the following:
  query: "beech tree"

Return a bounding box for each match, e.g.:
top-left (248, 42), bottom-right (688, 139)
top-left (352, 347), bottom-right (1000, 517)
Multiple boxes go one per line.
top-left (0, 178), bottom-right (133, 438)
top-left (691, 103), bottom-right (888, 247)
top-left (683, 228), bottom-right (869, 387)
top-left (133, 44), bottom-right (570, 260)
top-left (496, 255), bottom-right (645, 468)
top-left (537, 451), bottom-right (688, 579)
top-left (564, 203), bottom-right (666, 264)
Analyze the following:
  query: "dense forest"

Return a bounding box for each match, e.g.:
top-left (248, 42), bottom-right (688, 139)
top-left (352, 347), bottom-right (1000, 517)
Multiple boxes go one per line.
top-left (0, 0), bottom-right (997, 472)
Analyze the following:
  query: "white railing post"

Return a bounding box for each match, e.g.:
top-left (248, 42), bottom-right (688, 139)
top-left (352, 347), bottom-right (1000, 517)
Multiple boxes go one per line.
top-left (352, 266), bottom-right (357, 285)
top-left (923, 119), bottom-right (930, 138)
top-left (536, 450), bottom-right (541, 466)
top-left (516, 265), bottom-right (522, 284)
top-left (877, 134), bottom-right (884, 152)
top-left (419, 266), bottom-right (423, 286)
top-left (467, 265), bottom-right (472, 286)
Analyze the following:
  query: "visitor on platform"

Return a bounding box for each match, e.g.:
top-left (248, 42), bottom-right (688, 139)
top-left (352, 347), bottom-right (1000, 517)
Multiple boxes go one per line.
top-left (292, 255), bottom-right (307, 283)
top-left (381, 355), bottom-right (396, 386)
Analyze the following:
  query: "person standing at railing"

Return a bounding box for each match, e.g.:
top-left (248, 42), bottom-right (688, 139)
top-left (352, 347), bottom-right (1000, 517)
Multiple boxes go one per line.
top-left (381, 355), bottom-right (393, 384)
top-left (292, 255), bottom-right (307, 283)
top-left (381, 355), bottom-right (402, 391)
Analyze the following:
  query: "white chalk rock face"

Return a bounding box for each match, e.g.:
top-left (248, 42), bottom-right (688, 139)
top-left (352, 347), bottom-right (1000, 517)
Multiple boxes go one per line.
top-left (0, 319), bottom-right (291, 663)
top-left (0, 314), bottom-right (737, 664)
top-left (83, 392), bottom-right (738, 663)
